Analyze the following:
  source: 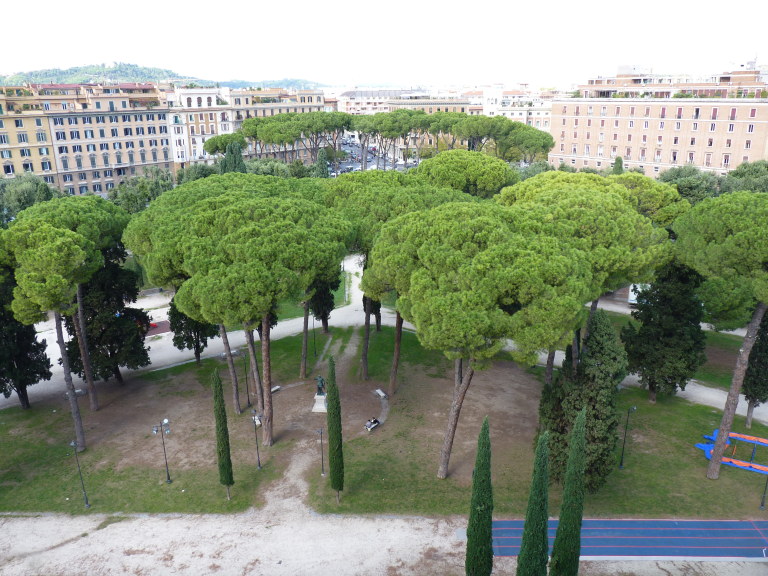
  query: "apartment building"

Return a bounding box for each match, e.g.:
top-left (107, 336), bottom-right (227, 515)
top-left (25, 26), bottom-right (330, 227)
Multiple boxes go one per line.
top-left (550, 65), bottom-right (768, 176)
top-left (1, 83), bottom-right (329, 192)
top-left (1, 83), bottom-right (171, 194)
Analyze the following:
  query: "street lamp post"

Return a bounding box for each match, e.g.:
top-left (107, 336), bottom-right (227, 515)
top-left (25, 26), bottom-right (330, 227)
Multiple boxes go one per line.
top-left (152, 418), bottom-right (172, 483)
top-left (318, 428), bottom-right (325, 476)
top-left (619, 406), bottom-right (637, 469)
top-left (251, 410), bottom-right (262, 470)
top-left (69, 440), bottom-right (90, 509)
top-left (761, 475), bottom-right (768, 510)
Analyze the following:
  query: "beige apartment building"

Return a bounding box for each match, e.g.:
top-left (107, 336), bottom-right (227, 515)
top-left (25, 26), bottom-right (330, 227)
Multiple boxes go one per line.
top-left (1, 83), bottom-right (329, 192)
top-left (550, 65), bottom-right (768, 176)
top-left (1, 83), bottom-right (171, 194)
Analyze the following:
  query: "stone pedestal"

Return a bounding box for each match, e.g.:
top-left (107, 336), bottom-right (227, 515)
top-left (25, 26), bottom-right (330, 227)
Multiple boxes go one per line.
top-left (312, 393), bottom-right (327, 413)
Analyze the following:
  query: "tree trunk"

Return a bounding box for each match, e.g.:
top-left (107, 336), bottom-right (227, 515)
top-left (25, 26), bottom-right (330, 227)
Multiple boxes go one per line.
top-left (572, 329), bottom-right (580, 372)
top-left (16, 385), bottom-right (31, 409)
top-left (649, 385), bottom-right (657, 404)
top-left (56, 312), bottom-right (86, 451)
top-left (113, 366), bottom-right (124, 385)
top-left (375, 308), bottom-right (382, 332)
top-left (219, 325), bottom-right (241, 415)
top-left (707, 302), bottom-right (767, 480)
top-left (437, 357), bottom-right (475, 479)
top-left (226, 485), bottom-right (231, 501)
top-left (544, 349), bottom-right (556, 386)
top-left (243, 325), bottom-right (264, 414)
top-left (71, 311), bottom-right (99, 411)
top-left (193, 332), bottom-right (202, 365)
top-left (321, 316), bottom-right (330, 333)
top-left (746, 400), bottom-right (756, 429)
top-left (76, 284), bottom-right (99, 411)
top-left (583, 298), bottom-right (600, 342)
top-left (300, 301), bottom-right (309, 379)
top-left (361, 296), bottom-right (371, 380)
top-left (261, 314), bottom-right (274, 447)
top-left (388, 311), bottom-right (403, 397)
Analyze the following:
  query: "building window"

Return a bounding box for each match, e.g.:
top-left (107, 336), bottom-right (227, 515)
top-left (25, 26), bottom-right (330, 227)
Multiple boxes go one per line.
top-left (711, 108), bottom-right (718, 120)
top-left (4, 164), bottom-right (15, 175)
top-left (17, 133), bottom-right (28, 143)
top-left (730, 108), bottom-right (737, 121)
top-left (36, 132), bottom-right (47, 142)
top-left (746, 140), bottom-right (752, 149)
top-left (39, 147), bottom-right (49, 155)
top-left (675, 122), bottom-right (681, 130)
top-left (63, 174), bottom-right (73, 182)
top-left (748, 124), bottom-right (755, 133)
top-left (659, 121), bottom-right (665, 129)
top-left (0, 150), bottom-right (11, 159)
top-left (750, 108), bottom-right (757, 118)
top-left (673, 137), bottom-right (679, 145)
top-left (690, 137), bottom-right (696, 146)
top-left (692, 122), bottom-right (698, 131)
top-left (710, 123), bottom-right (716, 132)
top-left (20, 148), bottom-right (31, 157)
top-left (726, 139), bottom-right (732, 147)
top-left (15, 119), bottom-right (24, 128)
top-left (728, 124), bottom-right (734, 132)
top-left (723, 154), bottom-right (730, 167)
top-left (628, 120), bottom-right (634, 128)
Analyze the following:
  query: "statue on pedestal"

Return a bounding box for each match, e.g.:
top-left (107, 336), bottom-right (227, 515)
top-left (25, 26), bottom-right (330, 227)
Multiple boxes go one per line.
top-left (315, 376), bottom-right (326, 396)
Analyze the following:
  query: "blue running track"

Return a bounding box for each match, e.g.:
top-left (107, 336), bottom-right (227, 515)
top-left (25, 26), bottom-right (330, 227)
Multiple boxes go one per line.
top-left (493, 519), bottom-right (768, 559)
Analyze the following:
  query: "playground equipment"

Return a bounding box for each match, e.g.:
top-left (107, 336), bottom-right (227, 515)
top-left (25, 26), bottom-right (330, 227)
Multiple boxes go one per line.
top-left (695, 429), bottom-right (768, 475)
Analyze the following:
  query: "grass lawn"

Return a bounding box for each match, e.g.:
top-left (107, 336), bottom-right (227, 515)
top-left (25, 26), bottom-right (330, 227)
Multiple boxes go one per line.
top-left (3, 320), bottom-right (767, 521)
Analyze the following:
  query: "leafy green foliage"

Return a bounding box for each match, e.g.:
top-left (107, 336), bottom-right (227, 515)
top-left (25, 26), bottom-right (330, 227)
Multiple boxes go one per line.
top-left (549, 409), bottom-right (586, 576)
top-left (108, 167), bottom-right (174, 214)
top-left (516, 431), bottom-right (549, 576)
top-left (658, 165), bottom-right (724, 205)
top-left (64, 258), bottom-right (151, 382)
top-left (465, 416), bottom-right (493, 576)
top-left (0, 261), bottom-right (52, 409)
top-left (217, 141), bottom-right (247, 174)
top-left (621, 262), bottom-right (706, 400)
top-left (0, 173), bottom-right (63, 228)
top-left (168, 297), bottom-right (219, 364)
top-left (325, 357), bottom-right (344, 496)
top-left (743, 313), bottom-right (768, 410)
top-left (414, 149), bottom-right (517, 198)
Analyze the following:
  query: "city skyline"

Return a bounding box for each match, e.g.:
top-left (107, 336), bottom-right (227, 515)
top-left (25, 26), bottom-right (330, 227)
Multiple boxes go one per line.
top-left (6, 0), bottom-right (762, 90)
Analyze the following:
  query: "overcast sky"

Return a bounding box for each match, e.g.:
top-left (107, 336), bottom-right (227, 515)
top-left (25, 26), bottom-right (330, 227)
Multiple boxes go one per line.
top-left (3, 0), bottom-right (762, 90)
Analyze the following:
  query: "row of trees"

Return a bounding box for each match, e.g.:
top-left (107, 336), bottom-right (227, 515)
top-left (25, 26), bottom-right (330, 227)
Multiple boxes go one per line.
top-left (202, 109), bottom-right (554, 173)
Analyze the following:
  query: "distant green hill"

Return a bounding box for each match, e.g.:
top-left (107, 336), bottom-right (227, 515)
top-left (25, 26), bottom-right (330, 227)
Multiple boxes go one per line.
top-left (0, 63), bottom-right (323, 90)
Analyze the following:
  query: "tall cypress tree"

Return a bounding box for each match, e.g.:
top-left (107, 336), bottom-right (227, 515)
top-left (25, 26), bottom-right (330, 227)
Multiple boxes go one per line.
top-left (516, 431), bottom-right (550, 576)
top-left (466, 416), bottom-right (493, 576)
top-left (212, 369), bottom-right (234, 500)
top-left (549, 408), bottom-right (587, 576)
top-left (578, 309), bottom-right (626, 493)
top-left (325, 356), bottom-right (344, 502)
